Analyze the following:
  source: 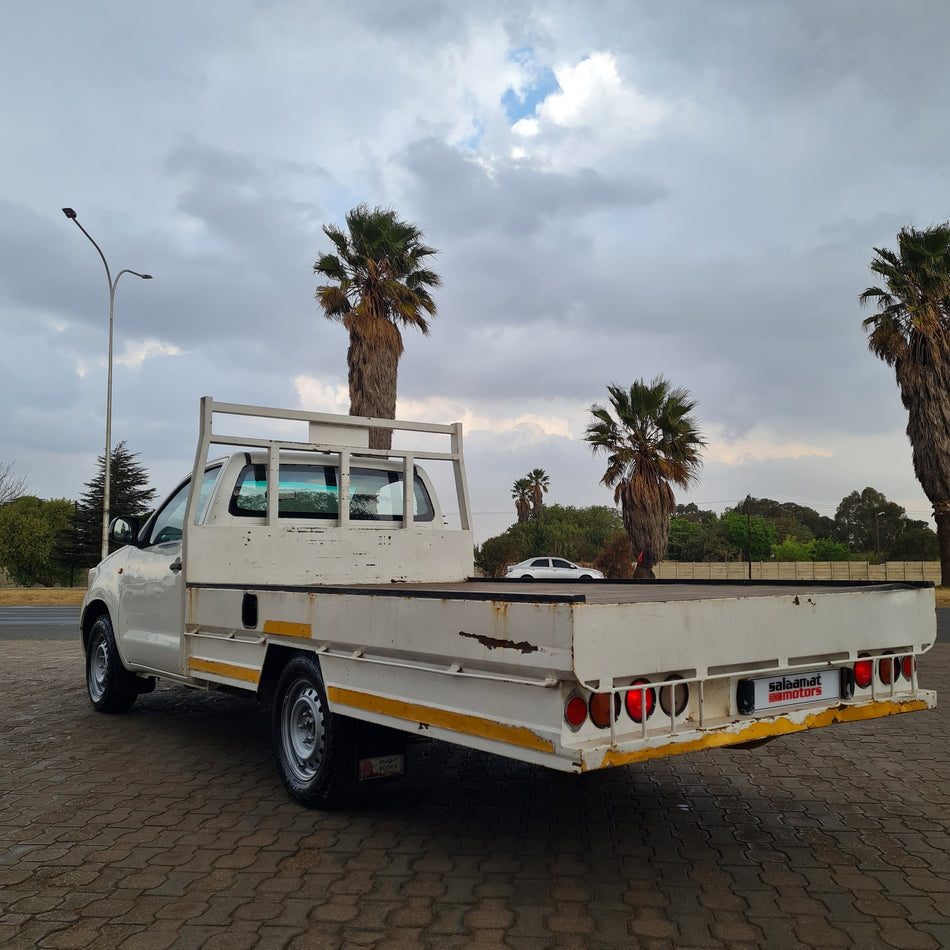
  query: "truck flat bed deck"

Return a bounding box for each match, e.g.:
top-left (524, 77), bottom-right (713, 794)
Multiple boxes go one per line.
top-left (253, 578), bottom-right (933, 606)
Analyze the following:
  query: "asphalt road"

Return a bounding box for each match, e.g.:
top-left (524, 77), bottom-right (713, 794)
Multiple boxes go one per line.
top-left (0, 606), bottom-right (80, 639)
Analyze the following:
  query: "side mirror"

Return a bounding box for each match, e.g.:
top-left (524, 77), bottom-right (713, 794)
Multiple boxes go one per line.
top-left (109, 516), bottom-right (141, 546)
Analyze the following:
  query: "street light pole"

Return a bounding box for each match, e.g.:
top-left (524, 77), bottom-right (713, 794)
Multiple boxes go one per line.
top-left (62, 208), bottom-right (152, 561)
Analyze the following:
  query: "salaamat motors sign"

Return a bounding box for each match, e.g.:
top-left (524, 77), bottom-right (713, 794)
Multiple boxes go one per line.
top-left (753, 669), bottom-right (838, 711)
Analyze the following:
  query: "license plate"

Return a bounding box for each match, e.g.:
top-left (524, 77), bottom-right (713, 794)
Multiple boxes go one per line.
top-left (358, 753), bottom-right (405, 781)
top-left (752, 669), bottom-right (839, 711)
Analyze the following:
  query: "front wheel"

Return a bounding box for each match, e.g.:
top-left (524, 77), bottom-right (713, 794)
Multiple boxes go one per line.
top-left (272, 653), bottom-right (357, 808)
top-left (85, 615), bottom-right (139, 713)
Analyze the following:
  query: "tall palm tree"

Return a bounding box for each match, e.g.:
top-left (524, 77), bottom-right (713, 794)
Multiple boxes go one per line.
top-left (585, 378), bottom-right (705, 578)
top-left (527, 468), bottom-right (550, 521)
top-left (860, 223), bottom-right (950, 584)
top-left (314, 204), bottom-right (441, 450)
top-left (512, 478), bottom-right (532, 524)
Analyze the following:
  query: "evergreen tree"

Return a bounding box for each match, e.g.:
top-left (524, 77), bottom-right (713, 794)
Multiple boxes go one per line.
top-left (74, 442), bottom-right (157, 564)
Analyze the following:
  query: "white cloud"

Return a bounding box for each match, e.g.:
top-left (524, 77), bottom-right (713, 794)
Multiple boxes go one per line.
top-left (396, 394), bottom-right (572, 441)
top-left (706, 428), bottom-right (834, 466)
top-left (114, 339), bottom-right (182, 369)
top-left (293, 376), bottom-right (350, 415)
top-left (293, 380), bottom-right (576, 445)
top-left (512, 51), bottom-right (671, 158)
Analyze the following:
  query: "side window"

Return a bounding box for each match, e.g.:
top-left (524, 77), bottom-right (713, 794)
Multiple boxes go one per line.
top-left (530, 559), bottom-right (549, 568)
top-left (147, 467), bottom-right (220, 546)
top-left (148, 482), bottom-right (190, 546)
top-left (552, 559), bottom-right (573, 569)
top-left (231, 466), bottom-right (268, 514)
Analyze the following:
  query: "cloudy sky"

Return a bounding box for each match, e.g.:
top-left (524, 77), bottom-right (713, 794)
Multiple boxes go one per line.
top-left (2, 0), bottom-right (947, 542)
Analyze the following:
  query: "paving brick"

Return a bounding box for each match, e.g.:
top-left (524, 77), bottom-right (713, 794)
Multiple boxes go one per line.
top-left (790, 913), bottom-right (859, 947)
top-left (877, 918), bottom-right (941, 950)
top-left (628, 915), bottom-right (678, 940)
top-left (463, 898), bottom-right (514, 930)
top-left (2, 637), bottom-right (950, 949)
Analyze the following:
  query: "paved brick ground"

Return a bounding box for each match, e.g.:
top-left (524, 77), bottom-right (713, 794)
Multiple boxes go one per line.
top-left (0, 639), bottom-right (947, 949)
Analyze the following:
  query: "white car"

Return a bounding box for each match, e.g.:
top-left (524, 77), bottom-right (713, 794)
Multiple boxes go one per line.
top-left (505, 557), bottom-right (604, 580)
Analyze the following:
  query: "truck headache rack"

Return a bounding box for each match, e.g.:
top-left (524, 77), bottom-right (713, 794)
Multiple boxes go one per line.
top-left (184, 397), bottom-right (473, 531)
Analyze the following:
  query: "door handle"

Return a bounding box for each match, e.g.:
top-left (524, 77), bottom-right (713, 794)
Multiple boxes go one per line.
top-left (169, 557), bottom-right (182, 573)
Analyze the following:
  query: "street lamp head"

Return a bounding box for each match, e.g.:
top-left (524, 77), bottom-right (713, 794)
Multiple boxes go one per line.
top-left (142, 274), bottom-right (153, 280)
top-left (61, 207), bottom-right (77, 219)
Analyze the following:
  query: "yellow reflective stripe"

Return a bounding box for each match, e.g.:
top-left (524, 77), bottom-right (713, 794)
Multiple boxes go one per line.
top-left (594, 698), bottom-right (930, 770)
top-left (263, 620), bottom-right (312, 639)
top-left (189, 657), bottom-right (260, 684)
top-left (327, 686), bottom-right (555, 754)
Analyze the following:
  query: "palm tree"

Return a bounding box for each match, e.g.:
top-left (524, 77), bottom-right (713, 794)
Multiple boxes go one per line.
top-left (512, 478), bottom-right (532, 524)
top-left (860, 223), bottom-right (950, 585)
top-left (585, 378), bottom-right (705, 578)
top-left (527, 468), bottom-right (550, 521)
top-left (314, 204), bottom-right (441, 450)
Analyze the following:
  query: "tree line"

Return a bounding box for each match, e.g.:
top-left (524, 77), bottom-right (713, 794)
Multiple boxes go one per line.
top-left (475, 486), bottom-right (937, 579)
top-left (0, 446), bottom-right (155, 587)
top-left (668, 488), bottom-right (937, 563)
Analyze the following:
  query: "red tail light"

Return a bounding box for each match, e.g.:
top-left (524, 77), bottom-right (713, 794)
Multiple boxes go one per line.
top-left (879, 657), bottom-right (894, 685)
top-left (854, 655), bottom-right (873, 688)
top-left (902, 655), bottom-right (916, 679)
top-left (589, 692), bottom-right (619, 729)
top-left (565, 695), bottom-right (588, 728)
top-left (624, 679), bottom-right (655, 722)
top-left (659, 675), bottom-right (689, 717)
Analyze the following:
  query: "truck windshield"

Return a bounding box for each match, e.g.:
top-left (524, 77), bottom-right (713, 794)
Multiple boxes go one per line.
top-left (229, 463), bottom-right (435, 522)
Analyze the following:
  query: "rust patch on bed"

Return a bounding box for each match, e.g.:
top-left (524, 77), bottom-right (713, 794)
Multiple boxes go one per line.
top-left (458, 630), bottom-right (539, 653)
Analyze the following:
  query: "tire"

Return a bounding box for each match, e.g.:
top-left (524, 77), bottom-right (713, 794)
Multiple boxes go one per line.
top-left (579, 574), bottom-right (593, 581)
top-left (521, 574), bottom-right (534, 579)
top-left (85, 615), bottom-right (139, 713)
top-left (272, 653), bottom-right (357, 808)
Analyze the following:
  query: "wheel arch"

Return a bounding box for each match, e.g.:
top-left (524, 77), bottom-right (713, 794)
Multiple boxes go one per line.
top-left (259, 643), bottom-right (311, 705)
top-left (80, 600), bottom-right (111, 653)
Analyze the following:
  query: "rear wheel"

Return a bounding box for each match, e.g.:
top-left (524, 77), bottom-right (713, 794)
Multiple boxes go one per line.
top-left (272, 653), bottom-right (357, 808)
top-left (85, 615), bottom-right (138, 713)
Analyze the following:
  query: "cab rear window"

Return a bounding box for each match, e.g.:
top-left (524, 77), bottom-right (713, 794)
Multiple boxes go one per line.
top-left (229, 463), bottom-right (435, 522)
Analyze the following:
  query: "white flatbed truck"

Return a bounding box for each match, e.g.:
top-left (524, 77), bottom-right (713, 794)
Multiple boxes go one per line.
top-left (81, 399), bottom-right (938, 807)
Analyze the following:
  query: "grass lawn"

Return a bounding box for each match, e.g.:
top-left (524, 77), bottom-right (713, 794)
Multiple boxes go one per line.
top-left (0, 588), bottom-right (86, 606)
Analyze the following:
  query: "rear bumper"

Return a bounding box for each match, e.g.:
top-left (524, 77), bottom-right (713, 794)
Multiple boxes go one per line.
top-left (574, 691), bottom-right (937, 772)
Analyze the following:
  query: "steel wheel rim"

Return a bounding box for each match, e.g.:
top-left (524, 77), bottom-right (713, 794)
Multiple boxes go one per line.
top-left (88, 634), bottom-right (109, 701)
top-left (281, 679), bottom-right (325, 782)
